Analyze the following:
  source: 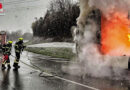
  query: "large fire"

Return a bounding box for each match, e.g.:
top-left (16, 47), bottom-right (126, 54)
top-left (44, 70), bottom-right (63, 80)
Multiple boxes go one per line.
top-left (101, 12), bottom-right (130, 56)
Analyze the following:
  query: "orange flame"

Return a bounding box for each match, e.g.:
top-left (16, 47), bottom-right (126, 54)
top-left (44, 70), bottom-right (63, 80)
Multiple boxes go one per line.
top-left (101, 12), bottom-right (130, 56)
top-left (128, 34), bottom-right (130, 42)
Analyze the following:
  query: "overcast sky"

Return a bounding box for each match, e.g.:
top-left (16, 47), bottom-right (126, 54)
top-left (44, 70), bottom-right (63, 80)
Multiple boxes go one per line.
top-left (0, 0), bottom-right (50, 33)
top-left (0, 0), bottom-right (78, 33)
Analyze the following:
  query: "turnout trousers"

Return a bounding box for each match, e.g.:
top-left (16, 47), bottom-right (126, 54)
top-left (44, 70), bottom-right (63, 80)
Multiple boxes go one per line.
top-left (13, 52), bottom-right (20, 68)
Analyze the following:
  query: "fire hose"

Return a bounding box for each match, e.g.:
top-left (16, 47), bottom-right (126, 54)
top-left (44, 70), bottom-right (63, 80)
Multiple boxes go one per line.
top-left (11, 53), bottom-right (99, 90)
top-left (10, 54), bottom-right (55, 77)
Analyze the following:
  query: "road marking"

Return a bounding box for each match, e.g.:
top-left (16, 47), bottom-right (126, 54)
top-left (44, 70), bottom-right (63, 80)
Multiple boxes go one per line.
top-left (43, 72), bottom-right (99, 90)
top-left (55, 76), bottom-right (99, 90)
top-left (11, 55), bottom-right (100, 90)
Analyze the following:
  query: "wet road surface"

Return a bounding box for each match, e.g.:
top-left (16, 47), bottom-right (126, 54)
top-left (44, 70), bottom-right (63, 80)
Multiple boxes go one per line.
top-left (0, 51), bottom-right (130, 90)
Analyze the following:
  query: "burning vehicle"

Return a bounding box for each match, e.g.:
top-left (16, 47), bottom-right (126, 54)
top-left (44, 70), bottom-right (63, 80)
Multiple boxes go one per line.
top-left (71, 0), bottom-right (130, 77)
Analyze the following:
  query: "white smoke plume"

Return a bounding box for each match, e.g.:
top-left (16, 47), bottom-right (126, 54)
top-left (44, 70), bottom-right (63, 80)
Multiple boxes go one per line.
top-left (89, 0), bottom-right (130, 16)
top-left (77, 23), bottom-right (128, 78)
top-left (63, 19), bottom-right (128, 78)
top-left (63, 0), bottom-right (129, 79)
top-left (77, 0), bottom-right (129, 78)
top-left (77, 0), bottom-right (130, 30)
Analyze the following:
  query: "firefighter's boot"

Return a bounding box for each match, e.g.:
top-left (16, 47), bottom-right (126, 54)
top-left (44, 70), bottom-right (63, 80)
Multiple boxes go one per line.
top-left (1, 64), bottom-right (6, 70)
top-left (7, 64), bottom-right (11, 69)
top-left (13, 63), bottom-right (20, 69)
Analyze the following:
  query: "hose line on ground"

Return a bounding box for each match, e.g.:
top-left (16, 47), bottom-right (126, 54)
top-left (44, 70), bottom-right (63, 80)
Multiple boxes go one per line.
top-left (10, 54), bottom-right (54, 77)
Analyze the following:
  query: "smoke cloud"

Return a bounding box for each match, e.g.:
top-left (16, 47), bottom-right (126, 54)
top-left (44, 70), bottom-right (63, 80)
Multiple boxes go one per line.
top-left (63, 19), bottom-right (128, 78)
top-left (63, 0), bottom-right (129, 79)
top-left (89, 0), bottom-right (130, 17)
top-left (77, 0), bottom-right (130, 29)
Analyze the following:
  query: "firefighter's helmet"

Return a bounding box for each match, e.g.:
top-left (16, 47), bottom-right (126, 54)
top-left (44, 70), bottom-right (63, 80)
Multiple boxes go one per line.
top-left (18, 38), bottom-right (23, 41)
top-left (8, 41), bottom-right (13, 44)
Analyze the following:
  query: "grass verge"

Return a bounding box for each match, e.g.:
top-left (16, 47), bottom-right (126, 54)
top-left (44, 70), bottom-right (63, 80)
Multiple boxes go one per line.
top-left (25, 47), bottom-right (75, 59)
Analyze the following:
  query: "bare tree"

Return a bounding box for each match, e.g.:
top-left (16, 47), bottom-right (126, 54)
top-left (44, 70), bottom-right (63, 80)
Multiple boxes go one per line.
top-left (31, 0), bottom-right (80, 41)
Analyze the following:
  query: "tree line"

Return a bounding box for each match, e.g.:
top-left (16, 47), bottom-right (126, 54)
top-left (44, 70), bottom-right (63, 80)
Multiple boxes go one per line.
top-left (32, 0), bottom-right (80, 41)
top-left (6, 30), bottom-right (33, 41)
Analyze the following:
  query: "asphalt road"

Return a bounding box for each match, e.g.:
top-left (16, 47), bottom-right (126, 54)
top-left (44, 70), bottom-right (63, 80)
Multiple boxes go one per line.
top-left (0, 51), bottom-right (129, 90)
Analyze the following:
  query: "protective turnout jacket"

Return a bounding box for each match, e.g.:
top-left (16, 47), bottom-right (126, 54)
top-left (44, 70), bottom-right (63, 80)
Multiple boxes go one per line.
top-left (2, 44), bottom-right (12, 55)
top-left (14, 41), bottom-right (26, 53)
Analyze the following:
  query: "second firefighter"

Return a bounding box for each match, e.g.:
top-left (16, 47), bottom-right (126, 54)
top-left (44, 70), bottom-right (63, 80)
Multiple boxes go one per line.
top-left (1, 41), bottom-right (13, 70)
top-left (13, 38), bottom-right (26, 69)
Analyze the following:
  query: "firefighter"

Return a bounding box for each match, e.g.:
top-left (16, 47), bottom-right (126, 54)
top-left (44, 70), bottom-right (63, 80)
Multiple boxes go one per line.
top-left (1, 41), bottom-right (13, 70)
top-left (13, 38), bottom-right (26, 69)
